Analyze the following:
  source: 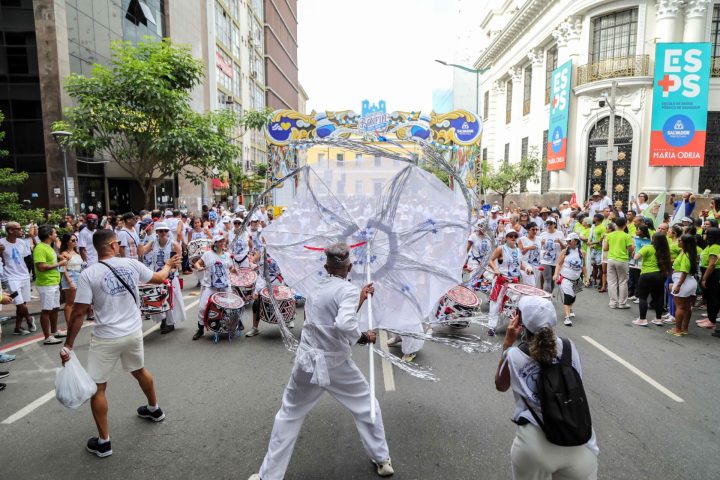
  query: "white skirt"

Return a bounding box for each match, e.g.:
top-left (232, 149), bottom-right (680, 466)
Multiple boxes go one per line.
top-left (671, 272), bottom-right (697, 298)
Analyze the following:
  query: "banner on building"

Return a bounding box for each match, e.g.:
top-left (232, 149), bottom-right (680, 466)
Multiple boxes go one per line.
top-left (650, 42), bottom-right (711, 167)
top-left (546, 60), bottom-right (573, 171)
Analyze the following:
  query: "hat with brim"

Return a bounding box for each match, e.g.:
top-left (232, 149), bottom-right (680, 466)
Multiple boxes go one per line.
top-left (540, 208), bottom-right (551, 214)
top-left (212, 234), bottom-right (225, 243)
top-left (566, 232), bottom-right (580, 242)
top-left (545, 217), bottom-right (557, 224)
top-left (154, 222), bottom-right (170, 231)
top-left (518, 296), bottom-right (557, 334)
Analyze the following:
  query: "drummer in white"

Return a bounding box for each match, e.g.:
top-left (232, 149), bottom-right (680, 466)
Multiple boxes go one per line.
top-left (249, 243), bottom-right (393, 480)
top-left (229, 218), bottom-right (253, 268)
top-left (137, 222), bottom-right (185, 334)
top-left (192, 235), bottom-right (236, 340)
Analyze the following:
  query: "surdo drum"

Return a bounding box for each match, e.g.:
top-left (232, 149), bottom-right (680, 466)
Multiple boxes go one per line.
top-left (435, 285), bottom-right (481, 328)
top-left (138, 283), bottom-right (171, 317)
top-left (230, 268), bottom-right (257, 303)
top-left (188, 238), bottom-right (212, 263)
top-left (258, 285), bottom-right (296, 325)
top-left (502, 283), bottom-right (551, 321)
top-left (204, 291), bottom-right (245, 336)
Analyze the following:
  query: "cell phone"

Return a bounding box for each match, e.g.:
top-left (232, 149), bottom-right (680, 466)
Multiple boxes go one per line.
top-left (170, 251), bottom-right (177, 258)
top-left (9, 291), bottom-right (19, 299)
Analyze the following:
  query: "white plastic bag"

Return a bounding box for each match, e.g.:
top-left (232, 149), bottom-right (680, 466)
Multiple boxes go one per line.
top-left (55, 350), bottom-right (97, 409)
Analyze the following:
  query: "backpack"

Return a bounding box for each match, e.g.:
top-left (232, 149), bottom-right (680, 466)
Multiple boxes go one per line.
top-left (520, 337), bottom-right (593, 446)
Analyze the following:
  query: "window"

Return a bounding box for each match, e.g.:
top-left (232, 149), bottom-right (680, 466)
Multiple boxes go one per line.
top-left (482, 148), bottom-right (488, 161)
top-left (712, 5), bottom-right (720, 59)
top-left (126, 0), bottom-right (157, 27)
top-left (523, 66), bottom-right (532, 116)
top-left (520, 137), bottom-right (529, 192)
top-left (215, 1), bottom-right (231, 48)
top-left (483, 91), bottom-right (489, 120)
top-left (545, 47), bottom-right (558, 104)
top-left (355, 180), bottom-right (364, 193)
top-left (374, 181), bottom-right (383, 196)
top-left (355, 153), bottom-right (363, 161)
top-left (504, 143), bottom-right (510, 164)
top-left (336, 153), bottom-right (344, 167)
top-left (374, 155), bottom-right (382, 167)
top-left (505, 80), bottom-right (513, 124)
top-left (318, 153), bottom-right (326, 162)
top-left (590, 8), bottom-right (638, 63)
top-left (541, 130), bottom-right (550, 193)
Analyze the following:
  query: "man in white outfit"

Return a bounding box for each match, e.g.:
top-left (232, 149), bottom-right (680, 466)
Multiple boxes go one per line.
top-left (249, 243), bottom-right (394, 480)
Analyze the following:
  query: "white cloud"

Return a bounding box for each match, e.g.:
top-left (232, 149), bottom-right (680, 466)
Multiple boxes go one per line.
top-left (297, 0), bottom-right (462, 114)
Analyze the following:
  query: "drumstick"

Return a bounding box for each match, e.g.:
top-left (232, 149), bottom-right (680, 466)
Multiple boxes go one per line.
top-left (366, 242), bottom-right (376, 424)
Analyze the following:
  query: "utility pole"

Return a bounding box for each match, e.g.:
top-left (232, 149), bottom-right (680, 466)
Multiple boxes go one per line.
top-left (604, 81), bottom-right (618, 199)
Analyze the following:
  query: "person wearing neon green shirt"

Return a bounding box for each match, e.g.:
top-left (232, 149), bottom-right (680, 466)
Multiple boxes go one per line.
top-left (668, 234), bottom-right (699, 336)
top-left (603, 217), bottom-right (634, 308)
top-left (588, 214), bottom-right (606, 289)
top-left (632, 233), bottom-right (672, 327)
top-left (33, 225), bottom-right (68, 345)
top-left (698, 228), bottom-right (720, 333)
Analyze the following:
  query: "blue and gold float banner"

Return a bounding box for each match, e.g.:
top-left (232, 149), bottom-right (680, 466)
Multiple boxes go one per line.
top-left (265, 109), bottom-right (482, 148)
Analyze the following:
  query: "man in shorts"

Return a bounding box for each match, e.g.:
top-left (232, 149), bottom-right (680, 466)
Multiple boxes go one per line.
top-left (60, 228), bottom-right (181, 458)
top-left (0, 222), bottom-right (36, 334)
top-left (33, 225), bottom-right (67, 345)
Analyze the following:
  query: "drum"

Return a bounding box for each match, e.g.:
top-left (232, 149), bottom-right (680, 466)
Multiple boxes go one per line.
top-left (139, 283), bottom-right (171, 316)
top-left (503, 283), bottom-right (552, 320)
top-left (435, 285), bottom-right (481, 328)
top-left (188, 238), bottom-right (212, 263)
top-left (204, 291), bottom-right (245, 335)
top-left (258, 285), bottom-right (296, 324)
top-left (230, 268), bottom-right (257, 303)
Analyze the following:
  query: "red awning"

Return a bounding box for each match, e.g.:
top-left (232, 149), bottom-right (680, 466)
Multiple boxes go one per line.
top-left (211, 178), bottom-right (227, 190)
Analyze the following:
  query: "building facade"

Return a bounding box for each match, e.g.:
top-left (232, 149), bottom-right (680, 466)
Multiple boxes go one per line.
top-left (464, 0), bottom-right (719, 210)
top-left (263, 0), bottom-right (298, 110)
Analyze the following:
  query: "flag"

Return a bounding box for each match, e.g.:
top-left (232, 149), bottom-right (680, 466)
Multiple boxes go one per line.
top-left (570, 193), bottom-right (577, 205)
top-left (642, 192), bottom-right (666, 227)
top-left (671, 200), bottom-right (686, 225)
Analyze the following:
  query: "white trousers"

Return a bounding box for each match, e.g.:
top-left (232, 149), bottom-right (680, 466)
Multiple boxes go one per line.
top-left (258, 359), bottom-right (390, 480)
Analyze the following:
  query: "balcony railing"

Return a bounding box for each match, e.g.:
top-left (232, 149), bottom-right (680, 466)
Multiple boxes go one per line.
top-left (577, 54), bottom-right (650, 86)
top-left (713, 57), bottom-right (720, 78)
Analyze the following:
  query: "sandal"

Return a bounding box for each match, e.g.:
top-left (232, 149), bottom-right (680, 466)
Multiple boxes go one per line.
top-left (598, 289), bottom-right (607, 293)
top-left (666, 329), bottom-right (683, 337)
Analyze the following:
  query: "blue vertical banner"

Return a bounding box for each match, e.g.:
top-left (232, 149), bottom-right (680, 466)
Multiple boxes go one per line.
top-left (547, 60), bottom-right (572, 171)
top-left (650, 43), bottom-right (711, 166)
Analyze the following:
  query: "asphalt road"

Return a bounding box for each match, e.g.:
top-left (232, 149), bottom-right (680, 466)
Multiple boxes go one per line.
top-left (1, 278), bottom-right (719, 480)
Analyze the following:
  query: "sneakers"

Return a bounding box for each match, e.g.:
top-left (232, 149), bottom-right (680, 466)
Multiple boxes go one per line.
top-left (632, 318), bottom-right (649, 327)
top-left (0, 371), bottom-right (9, 380)
top-left (651, 319), bottom-right (664, 326)
top-left (27, 317), bottom-right (37, 332)
top-left (86, 437), bottom-right (113, 458)
top-left (13, 328), bottom-right (30, 335)
top-left (608, 303), bottom-right (618, 309)
top-left (192, 328), bottom-right (204, 340)
top-left (43, 335), bottom-right (62, 345)
top-left (628, 296), bottom-right (637, 301)
top-left (569, 312), bottom-right (576, 318)
top-left (52, 330), bottom-right (67, 338)
top-left (401, 352), bottom-right (417, 363)
top-left (632, 298), bottom-right (640, 304)
top-left (563, 317), bottom-right (573, 326)
top-left (0, 353), bottom-right (16, 363)
top-left (663, 316), bottom-right (676, 324)
top-left (248, 475), bottom-right (262, 480)
top-left (617, 304), bottom-right (631, 309)
top-left (160, 324), bottom-right (175, 334)
top-left (376, 458), bottom-right (394, 477)
top-left (245, 327), bottom-right (260, 337)
top-left (137, 405), bottom-right (165, 422)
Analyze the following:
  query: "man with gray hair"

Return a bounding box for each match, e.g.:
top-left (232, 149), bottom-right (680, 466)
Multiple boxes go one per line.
top-left (249, 243), bottom-right (394, 480)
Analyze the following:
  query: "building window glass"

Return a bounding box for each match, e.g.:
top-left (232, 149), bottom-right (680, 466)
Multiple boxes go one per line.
top-left (712, 5), bottom-right (720, 58)
top-left (520, 137), bottom-right (529, 192)
top-left (483, 91), bottom-right (489, 120)
top-left (482, 148), bottom-right (488, 162)
top-left (505, 80), bottom-right (512, 124)
top-left (545, 47), bottom-right (557, 104)
top-left (522, 66), bottom-right (532, 116)
top-left (336, 153), bottom-right (344, 167)
top-left (590, 8), bottom-right (638, 63)
top-left (504, 143), bottom-right (510, 164)
top-left (374, 155), bottom-right (382, 167)
top-left (541, 129), bottom-right (550, 193)
top-left (215, 1), bottom-right (231, 48)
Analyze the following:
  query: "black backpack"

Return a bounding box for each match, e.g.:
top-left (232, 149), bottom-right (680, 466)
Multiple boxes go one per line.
top-left (520, 337), bottom-right (593, 446)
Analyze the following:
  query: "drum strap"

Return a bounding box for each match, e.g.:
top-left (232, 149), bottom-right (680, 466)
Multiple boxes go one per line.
top-left (99, 260), bottom-right (137, 303)
top-left (234, 253), bottom-right (249, 265)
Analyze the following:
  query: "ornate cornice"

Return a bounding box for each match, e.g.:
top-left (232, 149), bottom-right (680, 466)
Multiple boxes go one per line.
top-left (655, 0), bottom-right (685, 20)
top-left (552, 15), bottom-right (583, 48)
top-left (684, 0), bottom-right (711, 18)
top-left (508, 67), bottom-right (523, 83)
top-left (492, 80), bottom-right (505, 94)
top-left (527, 48), bottom-right (544, 67)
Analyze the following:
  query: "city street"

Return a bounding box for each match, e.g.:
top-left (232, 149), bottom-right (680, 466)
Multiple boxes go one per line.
top-left (1, 278), bottom-right (718, 480)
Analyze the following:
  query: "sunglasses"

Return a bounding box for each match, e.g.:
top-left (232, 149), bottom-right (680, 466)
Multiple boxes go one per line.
top-left (107, 240), bottom-right (119, 246)
top-left (506, 234), bottom-right (518, 239)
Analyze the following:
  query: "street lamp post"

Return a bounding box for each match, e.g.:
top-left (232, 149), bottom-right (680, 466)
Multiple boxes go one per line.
top-left (51, 130), bottom-right (74, 215)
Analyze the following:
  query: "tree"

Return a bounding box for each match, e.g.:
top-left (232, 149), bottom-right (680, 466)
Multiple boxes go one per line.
top-left (483, 149), bottom-right (540, 207)
top-left (53, 38), bottom-right (240, 209)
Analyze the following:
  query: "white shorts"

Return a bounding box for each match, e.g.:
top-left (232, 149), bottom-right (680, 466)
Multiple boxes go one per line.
top-left (37, 285), bottom-right (61, 310)
top-left (590, 249), bottom-right (603, 266)
top-left (671, 272), bottom-right (698, 298)
top-left (7, 278), bottom-right (31, 305)
top-left (87, 329), bottom-right (145, 383)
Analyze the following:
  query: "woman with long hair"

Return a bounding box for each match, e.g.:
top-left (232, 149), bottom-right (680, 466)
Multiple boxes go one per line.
top-left (662, 225), bottom-right (684, 324)
top-left (553, 233), bottom-right (586, 326)
top-left (698, 228), bottom-right (720, 332)
top-left (668, 234), bottom-right (698, 336)
top-left (632, 233), bottom-right (672, 327)
top-left (628, 225), bottom-right (651, 302)
top-left (495, 296), bottom-right (598, 479)
top-left (59, 233), bottom-right (83, 326)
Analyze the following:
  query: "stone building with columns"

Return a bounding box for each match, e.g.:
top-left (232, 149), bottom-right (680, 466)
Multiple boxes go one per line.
top-left (467, 0), bottom-right (719, 209)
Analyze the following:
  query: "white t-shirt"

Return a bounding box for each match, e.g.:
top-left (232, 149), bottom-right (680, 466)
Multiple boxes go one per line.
top-left (0, 238), bottom-right (31, 281)
top-left (77, 227), bottom-right (98, 265)
top-left (518, 236), bottom-right (541, 267)
top-left (118, 228), bottom-right (140, 260)
top-left (540, 230), bottom-right (565, 266)
top-left (200, 250), bottom-right (233, 289)
top-left (504, 338), bottom-right (599, 455)
top-left (75, 257), bottom-right (153, 338)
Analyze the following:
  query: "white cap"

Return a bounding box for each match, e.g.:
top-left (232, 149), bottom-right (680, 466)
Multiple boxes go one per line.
top-left (490, 206), bottom-right (501, 213)
top-left (222, 217), bottom-right (231, 223)
top-left (164, 210), bottom-right (173, 217)
top-left (561, 201), bottom-right (570, 205)
top-left (212, 234), bottom-right (225, 243)
top-left (250, 215), bottom-right (260, 222)
top-left (682, 217), bottom-right (692, 223)
top-left (545, 217), bottom-right (557, 224)
top-left (566, 232), bottom-right (580, 242)
top-left (518, 296), bottom-right (557, 334)
top-left (154, 222), bottom-right (170, 231)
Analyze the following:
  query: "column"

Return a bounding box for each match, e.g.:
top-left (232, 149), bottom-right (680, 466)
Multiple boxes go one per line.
top-left (673, 0), bottom-right (712, 193)
top-left (487, 80), bottom-right (505, 166)
top-left (508, 66), bottom-right (523, 163)
top-left (527, 48), bottom-right (546, 192)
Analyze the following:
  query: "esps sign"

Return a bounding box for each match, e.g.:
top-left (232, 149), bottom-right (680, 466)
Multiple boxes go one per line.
top-left (650, 43), bottom-right (711, 167)
top-left (547, 60), bottom-right (573, 171)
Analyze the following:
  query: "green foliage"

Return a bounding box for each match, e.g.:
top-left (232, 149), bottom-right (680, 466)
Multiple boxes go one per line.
top-left (239, 108), bottom-right (273, 133)
top-left (483, 149), bottom-right (540, 206)
top-left (226, 162), bottom-right (264, 195)
top-left (421, 163), bottom-right (450, 186)
top-left (53, 38), bottom-right (240, 208)
top-left (254, 162), bottom-right (268, 179)
top-left (0, 110), bottom-right (7, 158)
top-left (0, 169), bottom-right (63, 225)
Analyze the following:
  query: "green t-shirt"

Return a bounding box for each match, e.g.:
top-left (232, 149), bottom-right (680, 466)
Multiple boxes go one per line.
top-left (701, 244), bottom-right (720, 268)
top-left (627, 223), bottom-right (636, 237)
top-left (639, 245), bottom-right (660, 274)
top-left (33, 242), bottom-right (60, 286)
top-left (591, 224), bottom-right (606, 250)
top-left (667, 238), bottom-right (681, 262)
top-left (606, 230), bottom-right (633, 261)
top-left (672, 252), bottom-right (691, 273)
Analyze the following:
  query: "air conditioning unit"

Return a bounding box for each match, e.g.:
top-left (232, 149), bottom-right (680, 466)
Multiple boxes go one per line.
top-left (225, 96), bottom-right (235, 104)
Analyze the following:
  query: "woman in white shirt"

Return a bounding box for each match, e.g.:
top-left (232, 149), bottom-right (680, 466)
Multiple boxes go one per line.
top-left (495, 296), bottom-right (598, 480)
top-left (553, 233), bottom-right (586, 326)
top-left (59, 233), bottom-right (84, 328)
top-left (539, 218), bottom-right (566, 293)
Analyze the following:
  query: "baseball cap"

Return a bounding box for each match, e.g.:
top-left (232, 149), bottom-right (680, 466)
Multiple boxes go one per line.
top-left (592, 191), bottom-right (601, 197)
top-left (250, 215), bottom-right (259, 222)
top-left (164, 210), bottom-right (173, 217)
top-left (518, 296), bottom-right (557, 334)
top-left (561, 201), bottom-right (570, 206)
top-left (545, 217), bottom-right (557, 224)
top-left (212, 234), bottom-right (225, 243)
top-left (566, 232), bottom-right (580, 242)
top-left (86, 213), bottom-right (98, 220)
top-left (208, 211), bottom-right (218, 220)
top-left (490, 206), bottom-right (501, 213)
top-left (222, 217), bottom-right (231, 223)
top-left (154, 222), bottom-right (170, 231)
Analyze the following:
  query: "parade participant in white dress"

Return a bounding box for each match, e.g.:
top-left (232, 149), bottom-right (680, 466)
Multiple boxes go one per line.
top-left (229, 218), bottom-right (253, 268)
top-left (248, 243), bottom-right (393, 480)
top-left (192, 235), bottom-right (235, 340)
top-left (554, 233), bottom-right (586, 326)
top-left (539, 218), bottom-right (566, 294)
top-left (137, 223), bottom-right (185, 334)
top-left (487, 231), bottom-right (534, 335)
top-left (518, 222), bottom-right (542, 288)
top-left (249, 216), bottom-right (263, 250)
top-left (466, 220), bottom-right (492, 272)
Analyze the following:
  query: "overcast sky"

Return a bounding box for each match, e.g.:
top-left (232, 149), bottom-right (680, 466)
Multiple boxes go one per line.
top-left (297, 0), bottom-right (468, 114)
